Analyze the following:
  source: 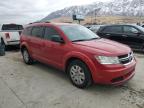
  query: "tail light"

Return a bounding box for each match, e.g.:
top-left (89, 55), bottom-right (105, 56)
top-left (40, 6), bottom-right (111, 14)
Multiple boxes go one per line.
top-left (18, 31), bottom-right (22, 35)
top-left (5, 33), bottom-right (10, 39)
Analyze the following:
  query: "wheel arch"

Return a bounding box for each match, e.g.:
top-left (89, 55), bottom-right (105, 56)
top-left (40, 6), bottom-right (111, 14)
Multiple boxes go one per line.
top-left (21, 45), bottom-right (27, 53)
top-left (64, 52), bottom-right (97, 82)
top-left (65, 57), bottom-right (86, 72)
top-left (20, 43), bottom-right (30, 54)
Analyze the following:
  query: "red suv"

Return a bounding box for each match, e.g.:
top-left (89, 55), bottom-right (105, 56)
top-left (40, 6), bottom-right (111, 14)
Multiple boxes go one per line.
top-left (20, 22), bottom-right (136, 88)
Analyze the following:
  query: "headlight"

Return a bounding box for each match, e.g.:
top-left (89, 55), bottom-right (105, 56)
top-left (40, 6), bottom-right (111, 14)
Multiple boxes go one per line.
top-left (95, 56), bottom-right (120, 64)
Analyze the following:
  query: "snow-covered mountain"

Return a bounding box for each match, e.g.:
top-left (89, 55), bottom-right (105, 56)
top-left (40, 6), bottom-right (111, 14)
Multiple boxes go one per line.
top-left (41, 0), bottom-right (144, 21)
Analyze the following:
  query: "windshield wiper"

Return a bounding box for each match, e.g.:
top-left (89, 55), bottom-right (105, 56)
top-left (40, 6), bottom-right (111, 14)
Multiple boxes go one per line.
top-left (72, 37), bottom-right (100, 42)
top-left (72, 39), bottom-right (88, 42)
top-left (87, 37), bottom-right (100, 40)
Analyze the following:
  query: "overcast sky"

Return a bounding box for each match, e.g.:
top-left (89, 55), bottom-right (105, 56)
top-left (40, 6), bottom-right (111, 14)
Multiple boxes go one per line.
top-left (0, 0), bottom-right (111, 24)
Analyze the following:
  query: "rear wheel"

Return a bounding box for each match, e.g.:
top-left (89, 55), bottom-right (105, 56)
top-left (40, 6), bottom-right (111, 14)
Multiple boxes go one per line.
top-left (22, 48), bottom-right (34, 64)
top-left (1, 38), bottom-right (6, 49)
top-left (67, 60), bottom-right (92, 89)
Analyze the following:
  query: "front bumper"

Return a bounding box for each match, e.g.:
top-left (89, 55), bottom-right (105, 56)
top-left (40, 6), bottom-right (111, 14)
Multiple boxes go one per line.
top-left (92, 59), bottom-right (136, 85)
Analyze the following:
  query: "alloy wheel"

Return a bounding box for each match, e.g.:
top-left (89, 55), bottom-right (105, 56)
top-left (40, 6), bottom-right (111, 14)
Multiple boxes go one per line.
top-left (70, 65), bottom-right (85, 85)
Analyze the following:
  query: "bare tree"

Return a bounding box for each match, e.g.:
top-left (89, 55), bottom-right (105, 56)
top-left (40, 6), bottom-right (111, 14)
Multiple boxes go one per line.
top-left (93, 8), bottom-right (101, 24)
top-left (139, 0), bottom-right (144, 24)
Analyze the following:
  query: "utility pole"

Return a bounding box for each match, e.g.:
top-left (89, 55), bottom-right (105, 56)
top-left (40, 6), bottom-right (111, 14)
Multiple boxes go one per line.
top-left (91, 14), bottom-right (93, 24)
top-left (78, 20), bottom-right (80, 24)
top-left (94, 9), bottom-right (97, 24)
top-left (140, 0), bottom-right (142, 23)
top-left (93, 8), bottom-right (101, 25)
top-left (122, 0), bottom-right (125, 23)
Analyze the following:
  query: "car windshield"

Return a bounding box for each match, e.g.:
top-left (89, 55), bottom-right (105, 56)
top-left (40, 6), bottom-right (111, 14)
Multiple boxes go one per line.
top-left (60, 25), bottom-right (100, 42)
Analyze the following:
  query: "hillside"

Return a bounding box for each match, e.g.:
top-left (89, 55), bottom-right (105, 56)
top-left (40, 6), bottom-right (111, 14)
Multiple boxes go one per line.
top-left (41, 0), bottom-right (144, 22)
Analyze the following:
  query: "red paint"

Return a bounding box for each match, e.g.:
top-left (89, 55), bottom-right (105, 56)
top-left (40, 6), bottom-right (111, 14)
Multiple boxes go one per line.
top-left (20, 23), bottom-right (136, 85)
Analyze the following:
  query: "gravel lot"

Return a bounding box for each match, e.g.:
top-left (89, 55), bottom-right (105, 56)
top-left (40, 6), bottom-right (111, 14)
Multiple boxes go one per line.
top-left (0, 51), bottom-right (144, 108)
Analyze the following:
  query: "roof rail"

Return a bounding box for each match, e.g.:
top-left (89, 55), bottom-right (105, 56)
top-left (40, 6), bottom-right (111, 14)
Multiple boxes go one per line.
top-left (43, 21), bottom-right (50, 23)
top-left (28, 21), bottom-right (50, 25)
top-left (37, 20), bottom-right (51, 23)
top-left (28, 22), bottom-right (40, 24)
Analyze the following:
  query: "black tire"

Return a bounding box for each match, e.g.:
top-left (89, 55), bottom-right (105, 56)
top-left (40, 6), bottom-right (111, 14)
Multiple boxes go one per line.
top-left (67, 60), bottom-right (92, 89)
top-left (15, 44), bottom-right (20, 49)
top-left (142, 45), bottom-right (144, 53)
top-left (0, 41), bottom-right (5, 56)
top-left (1, 38), bottom-right (6, 50)
top-left (22, 48), bottom-right (34, 65)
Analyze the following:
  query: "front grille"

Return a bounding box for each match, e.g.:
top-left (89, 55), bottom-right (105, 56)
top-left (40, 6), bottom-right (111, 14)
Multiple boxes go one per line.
top-left (118, 52), bottom-right (133, 65)
top-left (118, 54), bottom-right (128, 58)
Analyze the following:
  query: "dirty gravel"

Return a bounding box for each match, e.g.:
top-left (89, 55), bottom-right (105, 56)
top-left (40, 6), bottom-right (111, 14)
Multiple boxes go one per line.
top-left (0, 51), bottom-right (144, 108)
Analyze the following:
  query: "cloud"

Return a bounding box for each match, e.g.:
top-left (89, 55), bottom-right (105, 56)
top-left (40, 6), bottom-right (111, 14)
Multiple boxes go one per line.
top-left (0, 0), bottom-right (111, 24)
top-left (0, 0), bottom-right (47, 24)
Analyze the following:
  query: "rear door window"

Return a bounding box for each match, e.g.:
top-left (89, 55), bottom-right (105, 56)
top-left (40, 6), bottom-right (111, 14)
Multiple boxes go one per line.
top-left (103, 26), bottom-right (122, 33)
top-left (31, 26), bottom-right (44, 38)
top-left (2, 24), bottom-right (23, 30)
top-left (44, 27), bottom-right (60, 40)
top-left (23, 27), bottom-right (32, 36)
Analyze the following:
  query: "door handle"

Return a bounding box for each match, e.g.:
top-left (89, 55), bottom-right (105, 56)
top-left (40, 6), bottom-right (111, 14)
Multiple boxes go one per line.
top-left (122, 35), bottom-right (128, 37)
top-left (106, 34), bottom-right (110, 36)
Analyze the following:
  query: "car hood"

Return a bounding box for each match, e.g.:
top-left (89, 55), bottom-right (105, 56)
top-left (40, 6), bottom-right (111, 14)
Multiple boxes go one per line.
top-left (73, 38), bottom-right (131, 56)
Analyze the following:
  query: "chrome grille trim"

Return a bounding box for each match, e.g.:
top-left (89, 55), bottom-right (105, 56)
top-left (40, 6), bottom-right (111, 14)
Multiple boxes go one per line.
top-left (118, 52), bottom-right (134, 65)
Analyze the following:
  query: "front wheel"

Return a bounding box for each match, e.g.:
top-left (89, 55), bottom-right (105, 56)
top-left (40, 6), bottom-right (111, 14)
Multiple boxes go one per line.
top-left (142, 45), bottom-right (144, 53)
top-left (67, 60), bottom-right (92, 89)
top-left (22, 48), bottom-right (34, 65)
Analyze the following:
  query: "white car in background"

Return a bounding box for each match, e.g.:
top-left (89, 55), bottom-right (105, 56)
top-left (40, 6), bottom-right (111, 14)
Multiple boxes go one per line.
top-left (89, 25), bottom-right (103, 33)
top-left (0, 24), bottom-right (23, 47)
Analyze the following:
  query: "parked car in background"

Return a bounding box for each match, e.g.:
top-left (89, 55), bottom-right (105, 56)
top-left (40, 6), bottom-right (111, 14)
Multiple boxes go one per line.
top-left (84, 25), bottom-right (91, 29)
top-left (89, 25), bottom-right (103, 33)
top-left (97, 24), bottom-right (144, 52)
top-left (20, 22), bottom-right (136, 88)
top-left (0, 24), bottom-right (23, 47)
top-left (141, 25), bottom-right (144, 28)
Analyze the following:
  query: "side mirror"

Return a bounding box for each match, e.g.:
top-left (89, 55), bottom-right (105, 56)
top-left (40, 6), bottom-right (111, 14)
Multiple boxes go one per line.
top-left (133, 30), bottom-right (141, 35)
top-left (51, 35), bottom-right (65, 43)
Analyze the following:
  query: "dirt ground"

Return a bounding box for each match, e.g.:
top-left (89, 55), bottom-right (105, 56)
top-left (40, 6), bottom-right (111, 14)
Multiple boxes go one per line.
top-left (50, 16), bottom-right (144, 25)
top-left (0, 50), bottom-right (144, 108)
